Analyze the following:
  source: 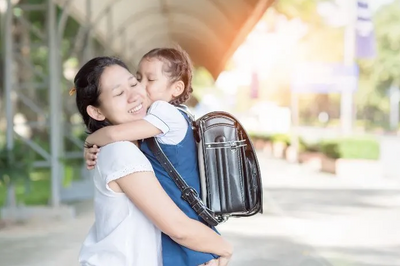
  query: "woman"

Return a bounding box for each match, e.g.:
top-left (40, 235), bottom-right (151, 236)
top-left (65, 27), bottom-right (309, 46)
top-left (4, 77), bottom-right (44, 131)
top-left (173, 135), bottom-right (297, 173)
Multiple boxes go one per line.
top-left (84, 47), bottom-right (221, 265)
top-left (72, 56), bottom-right (232, 266)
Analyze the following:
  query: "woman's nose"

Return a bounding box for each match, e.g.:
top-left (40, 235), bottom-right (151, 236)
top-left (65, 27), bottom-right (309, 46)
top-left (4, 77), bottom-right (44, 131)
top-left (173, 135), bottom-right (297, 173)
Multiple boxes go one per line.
top-left (127, 90), bottom-right (140, 103)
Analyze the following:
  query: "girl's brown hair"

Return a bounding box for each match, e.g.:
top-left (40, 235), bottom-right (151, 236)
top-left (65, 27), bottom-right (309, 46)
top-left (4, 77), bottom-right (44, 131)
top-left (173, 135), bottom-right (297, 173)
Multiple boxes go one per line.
top-left (141, 46), bottom-right (193, 105)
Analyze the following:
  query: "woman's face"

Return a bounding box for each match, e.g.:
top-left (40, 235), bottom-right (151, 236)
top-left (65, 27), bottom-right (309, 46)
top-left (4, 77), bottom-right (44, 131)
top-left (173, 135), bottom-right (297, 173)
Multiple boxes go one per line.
top-left (95, 65), bottom-right (149, 125)
top-left (137, 57), bottom-right (176, 103)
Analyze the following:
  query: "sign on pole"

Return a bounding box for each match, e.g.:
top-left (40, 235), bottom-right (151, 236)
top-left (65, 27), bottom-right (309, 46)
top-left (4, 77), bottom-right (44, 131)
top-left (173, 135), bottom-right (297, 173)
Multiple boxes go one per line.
top-left (291, 63), bottom-right (359, 93)
top-left (356, 0), bottom-right (376, 59)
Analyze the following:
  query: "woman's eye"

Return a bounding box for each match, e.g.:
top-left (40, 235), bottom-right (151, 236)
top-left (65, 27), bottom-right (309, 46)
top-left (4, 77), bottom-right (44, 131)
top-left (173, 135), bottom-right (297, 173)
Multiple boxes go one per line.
top-left (131, 83), bottom-right (138, 87)
top-left (116, 91), bottom-right (124, 96)
top-left (148, 79), bottom-right (155, 82)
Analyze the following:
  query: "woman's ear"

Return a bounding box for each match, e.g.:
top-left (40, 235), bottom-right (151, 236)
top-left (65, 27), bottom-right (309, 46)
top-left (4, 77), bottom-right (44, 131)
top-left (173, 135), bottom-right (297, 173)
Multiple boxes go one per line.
top-left (87, 105), bottom-right (106, 121)
top-left (171, 80), bottom-right (185, 98)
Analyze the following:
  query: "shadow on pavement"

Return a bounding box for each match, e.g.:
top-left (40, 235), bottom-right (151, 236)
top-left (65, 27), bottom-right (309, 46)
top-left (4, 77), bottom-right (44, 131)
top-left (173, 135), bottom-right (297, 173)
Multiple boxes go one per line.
top-left (316, 245), bottom-right (400, 266)
top-left (223, 233), bottom-right (331, 266)
top-left (266, 188), bottom-right (400, 218)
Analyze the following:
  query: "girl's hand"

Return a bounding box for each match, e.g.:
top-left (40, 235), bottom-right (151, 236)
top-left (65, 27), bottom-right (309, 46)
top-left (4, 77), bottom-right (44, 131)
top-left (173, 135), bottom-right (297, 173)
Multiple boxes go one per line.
top-left (84, 145), bottom-right (100, 170)
top-left (199, 259), bottom-right (219, 266)
top-left (217, 256), bottom-right (231, 266)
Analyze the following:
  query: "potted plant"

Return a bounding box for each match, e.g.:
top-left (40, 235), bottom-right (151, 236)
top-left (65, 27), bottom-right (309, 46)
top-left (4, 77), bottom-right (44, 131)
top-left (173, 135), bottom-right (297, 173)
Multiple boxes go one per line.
top-left (0, 139), bottom-right (34, 208)
top-left (320, 138), bottom-right (381, 178)
top-left (320, 140), bottom-right (339, 174)
top-left (298, 139), bottom-right (323, 170)
top-left (271, 134), bottom-right (290, 159)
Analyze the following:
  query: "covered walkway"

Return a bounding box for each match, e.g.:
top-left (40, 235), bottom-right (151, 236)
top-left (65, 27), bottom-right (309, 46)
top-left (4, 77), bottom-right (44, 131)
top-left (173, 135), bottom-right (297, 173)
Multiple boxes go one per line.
top-left (1, 0), bottom-right (273, 206)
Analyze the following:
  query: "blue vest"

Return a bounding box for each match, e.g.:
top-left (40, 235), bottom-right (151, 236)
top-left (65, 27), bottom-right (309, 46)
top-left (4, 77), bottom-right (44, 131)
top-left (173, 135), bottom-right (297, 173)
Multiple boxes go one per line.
top-left (140, 112), bottom-right (218, 266)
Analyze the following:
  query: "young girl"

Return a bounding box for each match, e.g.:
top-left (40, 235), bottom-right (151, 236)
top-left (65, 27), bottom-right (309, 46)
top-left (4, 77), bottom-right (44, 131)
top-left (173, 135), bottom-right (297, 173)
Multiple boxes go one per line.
top-left (84, 48), bottom-right (225, 266)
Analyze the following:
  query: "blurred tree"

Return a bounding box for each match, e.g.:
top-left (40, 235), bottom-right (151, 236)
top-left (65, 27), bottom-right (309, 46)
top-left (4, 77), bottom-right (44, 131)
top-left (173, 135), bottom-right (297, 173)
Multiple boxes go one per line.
top-left (272, 0), bottom-right (398, 130)
top-left (0, 0), bottom-right (104, 207)
top-left (356, 0), bottom-right (400, 129)
top-left (191, 66), bottom-right (227, 105)
top-left (271, 0), bottom-right (343, 121)
top-left (0, 139), bottom-right (35, 207)
top-left (192, 67), bottom-right (215, 98)
top-left (274, 0), bottom-right (324, 23)
top-left (0, 11), bottom-right (5, 119)
top-left (369, 0), bottom-right (400, 89)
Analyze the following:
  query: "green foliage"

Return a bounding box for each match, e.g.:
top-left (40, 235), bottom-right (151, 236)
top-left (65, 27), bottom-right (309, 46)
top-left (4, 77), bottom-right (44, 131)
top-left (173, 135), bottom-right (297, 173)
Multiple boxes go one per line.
top-left (268, 1), bottom-right (344, 117)
top-left (274, 0), bottom-right (400, 130)
top-left (248, 133), bottom-right (291, 145)
top-left (270, 134), bottom-right (291, 145)
top-left (0, 0), bottom-right (103, 207)
top-left (356, 0), bottom-right (400, 127)
top-left (0, 179), bottom-right (50, 206)
top-left (340, 138), bottom-right (380, 160)
top-left (192, 67), bottom-right (217, 100)
top-left (249, 134), bottom-right (319, 150)
top-left (370, 0), bottom-right (400, 87)
top-left (0, 134), bottom-right (5, 148)
top-left (0, 139), bottom-right (35, 185)
top-left (273, 0), bottom-right (325, 23)
top-left (248, 132), bottom-right (272, 141)
top-left (193, 67), bottom-right (215, 88)
top-left (320, 140), bottom-right (341, 159)
top-left (320, 138), bottom-right (380, 160)
top-left (299, 138), bottom-right (320, 153)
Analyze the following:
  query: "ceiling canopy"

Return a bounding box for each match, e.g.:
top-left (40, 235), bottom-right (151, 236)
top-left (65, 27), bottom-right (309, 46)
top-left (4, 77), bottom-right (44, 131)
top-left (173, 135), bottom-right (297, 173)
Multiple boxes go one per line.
top-left (55, 0), bottom-right (274, 78)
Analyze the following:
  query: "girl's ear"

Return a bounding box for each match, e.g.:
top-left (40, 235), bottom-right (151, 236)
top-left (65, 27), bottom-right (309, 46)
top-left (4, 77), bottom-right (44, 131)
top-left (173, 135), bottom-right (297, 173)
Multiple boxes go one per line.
top-left (171, 80), bottom-right (185, 98)
top-left (87, 105), bottom-right (106, 121)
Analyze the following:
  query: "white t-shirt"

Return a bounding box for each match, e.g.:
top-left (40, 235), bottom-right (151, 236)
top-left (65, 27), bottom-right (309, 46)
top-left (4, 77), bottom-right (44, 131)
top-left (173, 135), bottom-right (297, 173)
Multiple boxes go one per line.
top-left (79, 141), bottom-right (162, 266)
top-left (143, 100), bottom-right (188, 145)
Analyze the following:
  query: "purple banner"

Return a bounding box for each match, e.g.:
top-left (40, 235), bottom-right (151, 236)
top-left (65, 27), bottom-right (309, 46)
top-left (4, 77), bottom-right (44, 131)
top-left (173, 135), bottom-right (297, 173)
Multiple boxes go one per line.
top-left (291, 63), bottom-right (359, 93)
top-left (356, 0), bottom-right (376, 58)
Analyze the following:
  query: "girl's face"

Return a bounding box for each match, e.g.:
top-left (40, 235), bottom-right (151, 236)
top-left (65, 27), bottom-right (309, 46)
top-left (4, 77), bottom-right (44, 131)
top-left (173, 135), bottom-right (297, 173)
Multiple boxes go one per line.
top-left (87, 65), bottom-right (149, 125)
top-left (137, 57), bottom-right (183, 103)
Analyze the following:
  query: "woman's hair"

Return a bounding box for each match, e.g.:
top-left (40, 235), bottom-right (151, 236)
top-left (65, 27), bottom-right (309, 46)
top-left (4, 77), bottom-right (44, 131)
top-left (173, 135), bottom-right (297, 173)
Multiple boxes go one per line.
top-left (141, 46), bottom-right (193, 105)
top-left (74, 56), bottom-right (129, 134)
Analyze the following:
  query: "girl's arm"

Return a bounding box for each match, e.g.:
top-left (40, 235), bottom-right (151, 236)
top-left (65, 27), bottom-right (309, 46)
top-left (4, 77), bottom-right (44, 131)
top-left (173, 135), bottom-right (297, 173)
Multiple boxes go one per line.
top-left (86, 120), bottom-right (161, 147)
top-left (113, 171), bottom-right (233, 260)
top-left (87, 101), bottom-right (186, 147)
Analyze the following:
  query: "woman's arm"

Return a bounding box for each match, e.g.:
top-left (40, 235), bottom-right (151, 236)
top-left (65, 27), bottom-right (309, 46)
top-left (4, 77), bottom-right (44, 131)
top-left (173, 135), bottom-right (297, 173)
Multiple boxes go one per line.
top-left (114, 171), bottom-right (233, 259)
top-left (86, 120), bottom-right (161, 147)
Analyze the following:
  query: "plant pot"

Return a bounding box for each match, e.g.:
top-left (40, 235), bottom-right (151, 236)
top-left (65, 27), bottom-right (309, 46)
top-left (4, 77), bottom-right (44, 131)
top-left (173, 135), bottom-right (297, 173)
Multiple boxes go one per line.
top-left (262, 141), bottom-right (273, 157)
top-left (253, 139), bottom-right (265, 151)
top-left (321, 156), bottom-right (382, 178)
top-left (321, 156), bottom-right (337, 174)
top-left (299, 152), bottom-right (323, 171)
top-left (272, 141), bottom-right (287, 159)
top-left (285, 145), bottom-right (298, 163)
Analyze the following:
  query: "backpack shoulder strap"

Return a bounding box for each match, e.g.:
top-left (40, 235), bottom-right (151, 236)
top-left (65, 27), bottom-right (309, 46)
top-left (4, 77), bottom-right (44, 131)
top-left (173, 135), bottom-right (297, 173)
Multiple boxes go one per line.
top-left (176, 104), bottom-right (195, 122)
top-left (146, 137), bottom-right (219, 227)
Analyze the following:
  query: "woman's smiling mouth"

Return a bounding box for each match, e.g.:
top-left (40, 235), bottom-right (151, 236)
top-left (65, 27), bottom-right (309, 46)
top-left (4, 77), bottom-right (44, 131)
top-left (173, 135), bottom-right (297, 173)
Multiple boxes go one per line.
top-left (128, 104), bottom-right (143, 114)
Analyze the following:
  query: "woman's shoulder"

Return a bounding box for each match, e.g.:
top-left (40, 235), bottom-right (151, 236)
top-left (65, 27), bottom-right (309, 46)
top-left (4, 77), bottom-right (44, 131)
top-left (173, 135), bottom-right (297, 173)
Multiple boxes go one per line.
top-left (100, 141), bottom-right (139, 153)
top-left (97, 141), bottom-right (151, 171)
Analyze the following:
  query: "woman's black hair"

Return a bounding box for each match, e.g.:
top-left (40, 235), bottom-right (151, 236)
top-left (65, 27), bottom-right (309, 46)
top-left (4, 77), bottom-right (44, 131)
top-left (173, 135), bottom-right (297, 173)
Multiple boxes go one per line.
top-left (74, 56), bottom-right (129, 134)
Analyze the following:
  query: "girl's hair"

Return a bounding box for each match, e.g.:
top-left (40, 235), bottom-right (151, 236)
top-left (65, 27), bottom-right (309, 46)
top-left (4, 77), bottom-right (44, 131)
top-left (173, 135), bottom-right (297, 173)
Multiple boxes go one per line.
top-left (141, 47), bottom-right (193, 105)
top-left (74, 56), bottom-right (129, 133)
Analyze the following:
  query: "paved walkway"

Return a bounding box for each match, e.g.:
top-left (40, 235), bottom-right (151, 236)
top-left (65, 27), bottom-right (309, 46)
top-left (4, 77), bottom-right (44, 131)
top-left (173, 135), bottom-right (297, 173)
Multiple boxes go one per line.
top-left (1, 154), bottom-right (400, 266)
